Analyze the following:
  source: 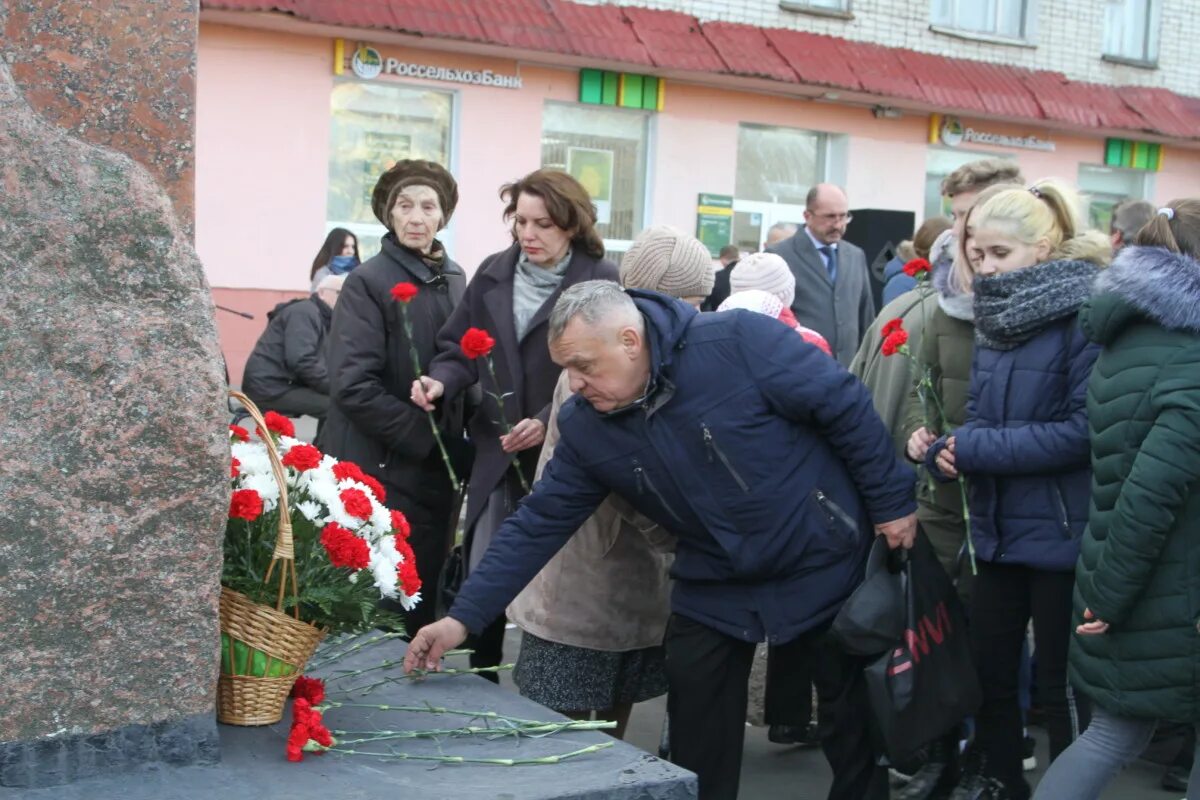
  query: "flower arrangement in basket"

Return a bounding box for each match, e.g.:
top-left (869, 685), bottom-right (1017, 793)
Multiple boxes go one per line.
top-left (220, 391), bottom-right (421, 725)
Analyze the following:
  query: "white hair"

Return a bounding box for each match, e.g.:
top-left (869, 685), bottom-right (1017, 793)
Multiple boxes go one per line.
top-left (548, 280), bottom-right (640, 343)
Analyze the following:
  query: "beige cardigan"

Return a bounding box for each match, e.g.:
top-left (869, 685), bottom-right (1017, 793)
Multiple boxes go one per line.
top-left (506, 372), bottom-right (674, 651)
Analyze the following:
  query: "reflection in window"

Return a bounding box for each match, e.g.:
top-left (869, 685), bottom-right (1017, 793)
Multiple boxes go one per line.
top-left (328, 82), bottom-right (453, 258)
top-left (1103, 0), bottom-right (1160, 63)
top-left (736, 124), bottom-right (825, 206)
top-left (932, 0), bottom-right (1030, 40)
top-left (541, 103), bottom-right (650, 244)
top-left (1078, 164), bottom-right (1152, 233)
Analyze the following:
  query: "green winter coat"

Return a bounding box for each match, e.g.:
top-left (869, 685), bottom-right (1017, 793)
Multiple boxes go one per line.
top-left (1070, 245), bottom-right (1200, 723)
top-left (901, 298), bottom-right (975, 593)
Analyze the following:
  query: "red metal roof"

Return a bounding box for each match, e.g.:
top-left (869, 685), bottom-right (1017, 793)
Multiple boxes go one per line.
top-left (701, 22), bottom-right (797, 83)
top-left (1117, 86), bottom-right (1196, 139)
top-left (547, 0), bottom-right (653, 66)
top-left (762, 28), bottom-right (861, 92)
top-left (200, 0), bottom-right (1200, 141)
top-left (621, 7), bottom-right (728, 73)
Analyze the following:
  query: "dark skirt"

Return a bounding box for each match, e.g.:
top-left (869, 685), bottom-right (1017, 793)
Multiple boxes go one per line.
top-left (513, 631), bottom-right (668, 712)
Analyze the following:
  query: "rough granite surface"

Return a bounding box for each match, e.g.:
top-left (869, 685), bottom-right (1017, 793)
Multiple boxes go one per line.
top-left (0, 0), bottom-right (227, 750)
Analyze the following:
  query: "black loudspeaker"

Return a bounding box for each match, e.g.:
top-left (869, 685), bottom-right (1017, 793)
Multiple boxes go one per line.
top-left (844, 208), bottom-right (916, 310)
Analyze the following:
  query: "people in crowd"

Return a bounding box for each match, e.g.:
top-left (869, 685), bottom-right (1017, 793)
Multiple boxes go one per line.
top-left (1108, 198), bottom-right (1154, 252)
top-left (925, 180), bottom-right (1111, 799)
top-left (241, 273), bottom-right (344, 421)
top-left (406, 279), bottom-right (919, 800)
top-left (768, 185), bottom-right (874, 365)
top-left (1033, 200), bottom-right (1200, 800)
top-left (321, 159), bottom-right (467, 635)
top-left (508, 226), bottom-right (712, 739)
top-left (764, 221), bottom-right (798, 249)
top-left (411, 168), bottom-right (620, 679)
top-left (701, 244), bottom-right (740, 311)
top-left (881, 216), bottom-right (952, 305)
top-left (309, 227), bottom-right (361, 291)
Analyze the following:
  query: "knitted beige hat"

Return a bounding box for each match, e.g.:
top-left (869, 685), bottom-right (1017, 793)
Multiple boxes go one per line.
top-left (731, 252), bottom-right (796, 307)
top-left (620, 226), bottom-right (715, 299)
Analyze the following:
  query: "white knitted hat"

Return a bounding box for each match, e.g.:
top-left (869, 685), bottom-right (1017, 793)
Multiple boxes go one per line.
top-left (731, 252), bottom-right (796, 307)
top-left (620, 226), bottom-right (715, 299)
top-left (717, 289), bottom-right (784, 319)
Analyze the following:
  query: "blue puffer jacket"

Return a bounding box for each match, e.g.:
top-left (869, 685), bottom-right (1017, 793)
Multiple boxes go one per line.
top-left (927, 317), bottom-right (1099, 571)
top-left (450, 290), bottom-right (917, 645)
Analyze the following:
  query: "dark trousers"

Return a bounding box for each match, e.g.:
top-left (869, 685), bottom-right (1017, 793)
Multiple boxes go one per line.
top-left (765, 645), bottom-right (814, 727)
top-left (252, 386), bottom-right (329, 419)
top-left (971, 561), bottom-right (1089, 793)
top-left (468, 617), bottom-right (506, 683)
top-left (664, 614), bottom-right (886, 800)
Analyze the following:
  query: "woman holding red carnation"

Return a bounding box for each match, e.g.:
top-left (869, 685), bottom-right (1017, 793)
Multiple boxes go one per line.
top-left (320, 160), bottom-right (469, 635)
top-left (412, 169), bottom-right (619, 676)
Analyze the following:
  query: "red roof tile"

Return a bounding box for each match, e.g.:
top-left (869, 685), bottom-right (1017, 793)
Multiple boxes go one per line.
top-left (954, 60), bottom-right (1043, 120)
top-left (547, 0), bottom-right (652, 65)
top-left (1071, 79), bottom-right (1152, 131)
top-left (472, 0), bottom-right (568, 54)
top-left (894, 50), bottom-right (985, 113)
top-left (842, 40), bottom-right (924, 103)
top-left (1117, 86), bottom-right (1195, 139)
top-left (290, 0), bottom-right (399, 31)
top-left (701, 22), bottom-right (796, 83)
top-left (622, 7), bottom-right (727, 73)
top-left (762, 28), bottom-right (861, 92)
top-left (203, 0), bottom-right (295, 10)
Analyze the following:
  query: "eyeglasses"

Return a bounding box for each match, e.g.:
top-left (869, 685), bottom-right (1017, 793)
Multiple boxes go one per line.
top-left (810, 212), bottom-right (853, 224)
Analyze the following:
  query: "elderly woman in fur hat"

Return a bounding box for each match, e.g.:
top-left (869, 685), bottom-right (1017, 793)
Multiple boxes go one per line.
top-left (412, 169), bottom-right (620, 677)
top-left (321, 159), bottom-right (470, 635)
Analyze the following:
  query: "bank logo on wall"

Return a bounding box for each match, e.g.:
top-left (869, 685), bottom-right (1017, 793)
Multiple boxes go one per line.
top-left (940, 116), bottom-right (965, 147)
top-left (352, 46), bottom-right (383, 80)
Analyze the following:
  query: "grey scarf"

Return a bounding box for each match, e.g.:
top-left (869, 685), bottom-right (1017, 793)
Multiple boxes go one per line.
top-left (973, 259), bottom-right (1100, 350)
top-left (513, 248), bottom-right (572, 340)
top-left (930, 233), bottom-right (975, 322)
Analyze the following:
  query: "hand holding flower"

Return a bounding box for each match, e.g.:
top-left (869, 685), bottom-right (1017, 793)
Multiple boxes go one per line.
top-left (907, 426), bottom-right (937, 462)
top-left (500, 418), bottom-right (546, 453)
top-left (411, 376), bottom-right (444, 411)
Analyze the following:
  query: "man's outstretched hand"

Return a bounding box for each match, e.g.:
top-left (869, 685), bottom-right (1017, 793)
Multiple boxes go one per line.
top-left (403, 617), bottom-right (469, 673)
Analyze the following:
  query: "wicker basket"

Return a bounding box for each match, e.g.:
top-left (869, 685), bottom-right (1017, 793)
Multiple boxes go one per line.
top-left (217, 391), bottom-right (326, 726)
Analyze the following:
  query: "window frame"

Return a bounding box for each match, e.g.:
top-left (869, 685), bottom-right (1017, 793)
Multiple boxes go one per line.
top-left (930, 0), bottom-right (1037, 46)
top-left (1101, 0), bottom-right (1161, 68)
top-left (778, 0), bottom-right (853, 20)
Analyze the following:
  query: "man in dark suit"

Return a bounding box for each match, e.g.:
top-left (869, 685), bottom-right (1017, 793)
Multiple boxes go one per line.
top-left (701, 244), bottom-right (740, 311)
top-left (767, 184), bottom-right (875, 365)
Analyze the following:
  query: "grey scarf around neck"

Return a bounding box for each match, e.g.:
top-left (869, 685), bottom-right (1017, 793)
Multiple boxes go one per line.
top-left (514, 248), bottom-right (572, 341)
top-left (973, 259), bottom-right (1100, 350)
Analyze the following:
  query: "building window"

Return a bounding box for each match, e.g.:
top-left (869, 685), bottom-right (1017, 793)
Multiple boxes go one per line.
top-left (327, 82), bottom-right (454, 258)
top-left (1103, 0), bottom-right (1160, 64)
top-left (541, 102), bottom-right (651, 258)
top-left (931, 0), bottom-right (1031, 41)
top-left (923, 147), bottom-right (1017, 220)
top-left (1078, 164), bottom-right (1153, 233)
top-left (780, 0), bottom-right (850, 15)
top-left (733, 123), bottom-right (828, 251)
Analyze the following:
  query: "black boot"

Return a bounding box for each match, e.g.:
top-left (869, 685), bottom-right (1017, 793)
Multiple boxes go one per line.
top-left (948, 748), bottom-right (1026, 800)
top-left (897, 738), bottom-right (959, 800)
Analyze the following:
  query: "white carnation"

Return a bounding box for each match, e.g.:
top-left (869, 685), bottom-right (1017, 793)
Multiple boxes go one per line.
top-left (295, 500), bottom-right (326, 525)
top-left (231, 442), bottom-right (272, 477)
top-left (241, 472), bottom-right (280, 513)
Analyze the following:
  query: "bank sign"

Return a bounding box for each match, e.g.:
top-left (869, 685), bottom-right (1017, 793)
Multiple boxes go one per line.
top-left (351, 45), bottom-right (522, 89)
top-left (937, 114), bottom-right (1055, 153)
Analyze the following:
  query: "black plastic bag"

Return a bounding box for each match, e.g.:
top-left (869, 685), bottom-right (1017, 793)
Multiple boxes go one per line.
top-left (863, 531), bottom-right (980, 765)
top-left (831, 534), bottom-right (907, 656)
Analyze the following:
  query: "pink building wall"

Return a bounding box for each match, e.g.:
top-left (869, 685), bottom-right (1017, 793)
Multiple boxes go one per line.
top-left (197, 22), bottom-right (1200, 385)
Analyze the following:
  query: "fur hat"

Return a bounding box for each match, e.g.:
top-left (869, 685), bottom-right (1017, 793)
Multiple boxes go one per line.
top-left (372, 160), bottom-right (459, 231)
top-left (731, 252), bottom-right (796, 307)
top-left (620, 226), bottom-right (715, 299)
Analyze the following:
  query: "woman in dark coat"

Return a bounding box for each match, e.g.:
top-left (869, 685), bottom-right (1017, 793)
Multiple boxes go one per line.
top-left (1033, 201), bottom-right (1200, 799)
top-left (412, 168), bottom-right (619, 674)
top-left (321, 159), bottom-right (468, 634)
top-left (926, 180), bottom-right (1110, 800)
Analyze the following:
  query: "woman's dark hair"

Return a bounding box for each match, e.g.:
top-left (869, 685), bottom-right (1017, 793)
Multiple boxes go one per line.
top-left (1134, 199), bottom-right (1200, 259)
top-left (310, 228), bottom-right (359, 281)
top-left (501, 169), bottom-right (606, 259)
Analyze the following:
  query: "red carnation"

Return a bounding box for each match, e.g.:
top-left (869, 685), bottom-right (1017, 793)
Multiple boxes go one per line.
top-left (902, 258), bottom-right (931, 278)
top-left (229, 424), bottom-right (250, 442)
top-left (881, 329), bottom-right (909, 357)
top-left (229, 488), bottom-right (264, 521)
top-left (260, 411), bottom-right (295, 438)
top-left (390, 282), bottom-right (419, 303)
top-left (398, 557), bottom-right (422, 596)
top-left (390, 509), bottom-right (412, 540)
top-left (282, 443), bottom-right (322, 472)
top-left (230, 457), bottom-right (241, 478)
top-left (339, 487), bottom-right (373, 520)
top-left (287, 698), bottom-right (332, 762)
top-left (320, 523), bottom-right (370, 570)
top-left (332, 461), bottom-right (366, 484)
top-left (358, 473), bottom-right (386, 504)
top-left (881, 318), bottom-right (904, 336)
top-left (460, 327), bottom-right (495, 360)
top-left (290, 675), bottom-right (325, 705)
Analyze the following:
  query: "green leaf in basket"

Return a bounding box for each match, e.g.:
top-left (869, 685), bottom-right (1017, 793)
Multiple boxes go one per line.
top-left (250, 648), bottom-right (269, 677)
top-left (280, 661), bottom-right (297, 677)
top-left (266, 657), bottom-right (285, 678)
top-left (220, 634), bottom-right (232, 675)
top-left (232, 639), bottom-right (251, 676)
